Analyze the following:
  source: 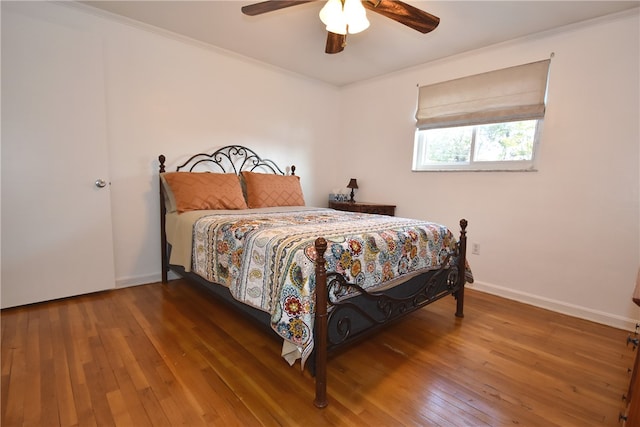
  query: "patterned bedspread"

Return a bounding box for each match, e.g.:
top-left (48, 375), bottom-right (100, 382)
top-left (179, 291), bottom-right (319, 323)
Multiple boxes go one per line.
top-left (192, 208), bottom-right (459, 365)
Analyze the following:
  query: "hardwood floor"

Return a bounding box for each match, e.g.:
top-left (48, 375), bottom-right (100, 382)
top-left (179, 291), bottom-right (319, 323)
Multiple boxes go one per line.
top-left (1, 280), bottom-right (635, 426)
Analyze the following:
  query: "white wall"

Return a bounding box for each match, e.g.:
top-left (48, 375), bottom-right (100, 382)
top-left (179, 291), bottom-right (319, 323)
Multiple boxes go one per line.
top-left (337, 10), bottom-right (640, 329)
top-left (0, 2), bottom-right (342, 288)
top-left (96, 16), bottom-right (342, 286)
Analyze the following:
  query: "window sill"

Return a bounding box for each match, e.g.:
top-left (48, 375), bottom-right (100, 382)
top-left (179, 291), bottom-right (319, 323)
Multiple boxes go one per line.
top-left (411, 168), bottom-right (539, 172)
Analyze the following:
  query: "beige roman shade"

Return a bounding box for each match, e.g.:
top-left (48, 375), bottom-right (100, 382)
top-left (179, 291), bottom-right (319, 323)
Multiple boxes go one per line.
top-left (416, 59), bottom-right (551, 130)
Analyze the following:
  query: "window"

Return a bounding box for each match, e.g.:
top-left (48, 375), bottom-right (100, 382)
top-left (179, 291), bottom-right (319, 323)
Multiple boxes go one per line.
top-left (413, 59), bottom-right (550, 172)
top-left (413, 119), bottom-right (542, 171)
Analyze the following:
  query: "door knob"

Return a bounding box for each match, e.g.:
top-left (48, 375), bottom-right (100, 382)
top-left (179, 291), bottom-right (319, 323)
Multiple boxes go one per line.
top-left (95, 179), bottom-right (108, 188)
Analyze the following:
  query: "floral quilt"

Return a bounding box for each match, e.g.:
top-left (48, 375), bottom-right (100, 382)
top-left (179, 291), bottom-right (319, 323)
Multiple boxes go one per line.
top-left (192, 208), bottom-right (459, 365)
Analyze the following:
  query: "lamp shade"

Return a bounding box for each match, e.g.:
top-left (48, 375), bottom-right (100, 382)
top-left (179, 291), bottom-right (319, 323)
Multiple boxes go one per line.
top-left (326, 21), bottom-right (348, 35)
top-left (347, 178), bottom-right (358, 189)
top-left (343, 0), bottom-right (369, 34)
top-left (319, 0), bottom-right (347, 34)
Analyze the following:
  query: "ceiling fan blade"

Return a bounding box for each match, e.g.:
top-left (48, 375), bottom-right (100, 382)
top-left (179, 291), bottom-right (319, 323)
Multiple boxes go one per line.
top-left (241, 1), bottom-right (315, 16)
top-left (363, 0), bottom-right (440, 34)
top-left (325, 32), bottom-right (346, 54)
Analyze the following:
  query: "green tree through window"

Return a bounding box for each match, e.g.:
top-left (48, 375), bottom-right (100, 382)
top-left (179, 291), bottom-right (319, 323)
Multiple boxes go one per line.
top-left (413, 119), bottom-right (540, 171)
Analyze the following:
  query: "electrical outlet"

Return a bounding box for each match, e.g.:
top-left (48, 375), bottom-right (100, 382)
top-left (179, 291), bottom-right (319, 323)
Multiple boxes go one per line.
top-left (472, 243), bottom-right (480, 255)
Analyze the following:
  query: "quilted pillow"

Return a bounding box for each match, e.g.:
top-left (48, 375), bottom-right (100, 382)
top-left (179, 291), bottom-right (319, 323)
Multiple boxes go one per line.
top-left (241, 171), bottom-right (305, 208)
top-left (162, 172), bottom-right (248, 213)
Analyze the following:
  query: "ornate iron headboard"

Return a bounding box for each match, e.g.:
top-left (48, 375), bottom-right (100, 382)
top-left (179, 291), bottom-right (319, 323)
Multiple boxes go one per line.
top-left (159, 145), bottom-right (294, 175)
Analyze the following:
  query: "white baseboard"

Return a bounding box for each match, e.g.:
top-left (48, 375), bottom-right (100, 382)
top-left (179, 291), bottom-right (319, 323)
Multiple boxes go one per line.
top-left (468, 280), bottom-right (638, 332)
top-left (115, 271), bottom-right (180, 288)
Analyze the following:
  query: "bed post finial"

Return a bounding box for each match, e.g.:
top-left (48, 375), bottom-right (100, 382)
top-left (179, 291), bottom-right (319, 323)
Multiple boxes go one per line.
top-left (159, 154), bottom-right (166, 173)
top-left (291, 165), bottom-right (296, 176)
top-left (314, 237), bottom-right (328, 408)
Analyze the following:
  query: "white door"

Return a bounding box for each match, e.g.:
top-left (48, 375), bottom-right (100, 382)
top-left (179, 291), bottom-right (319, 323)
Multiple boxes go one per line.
top-left (1, 4), bottom-right (116, 308)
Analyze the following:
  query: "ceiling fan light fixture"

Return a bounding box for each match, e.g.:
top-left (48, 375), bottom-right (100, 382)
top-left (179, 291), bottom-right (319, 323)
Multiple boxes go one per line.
top-left (326, 22), bottom-right (348, 35)
top-left (320, 0), bottom-right (369, 36)
top-left (242, 0), bottom-right (440, 55)
top-left (343, 0), bottom-right (370, 34)
top-left (319, 0), bottom-right (344, 25)
top-left (345, 15), bottom-right (369, 34)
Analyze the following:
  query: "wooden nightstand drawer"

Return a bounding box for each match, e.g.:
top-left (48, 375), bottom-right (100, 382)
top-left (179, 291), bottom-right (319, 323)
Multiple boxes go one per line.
top-left (328, 201), bottom-right (395, 216)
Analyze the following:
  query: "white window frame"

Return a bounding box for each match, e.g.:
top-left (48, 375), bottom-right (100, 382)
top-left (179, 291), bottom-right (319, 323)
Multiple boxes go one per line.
top-left (412, 119), bottom-right (543, 172)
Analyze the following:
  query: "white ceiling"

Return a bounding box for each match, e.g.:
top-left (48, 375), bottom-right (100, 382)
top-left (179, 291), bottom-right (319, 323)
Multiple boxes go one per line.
top-left (78, 1), bottom-right (639, 86)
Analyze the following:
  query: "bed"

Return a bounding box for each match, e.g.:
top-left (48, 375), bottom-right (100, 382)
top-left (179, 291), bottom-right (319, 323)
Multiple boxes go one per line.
top-left (158, 145), bottom-right (470, 407)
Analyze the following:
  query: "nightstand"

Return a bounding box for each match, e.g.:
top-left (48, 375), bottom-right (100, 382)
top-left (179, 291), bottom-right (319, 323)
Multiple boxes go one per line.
top-left (328, 201), bottom-right (396, 216)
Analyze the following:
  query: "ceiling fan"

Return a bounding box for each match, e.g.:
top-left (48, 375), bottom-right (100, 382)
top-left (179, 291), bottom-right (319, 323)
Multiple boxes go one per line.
top-left (241, 0), bottom-right (440, 54)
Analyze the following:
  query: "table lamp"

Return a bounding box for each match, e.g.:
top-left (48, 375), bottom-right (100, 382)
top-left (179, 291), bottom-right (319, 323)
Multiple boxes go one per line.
top-left (347, 178), bottom-right (358, 203)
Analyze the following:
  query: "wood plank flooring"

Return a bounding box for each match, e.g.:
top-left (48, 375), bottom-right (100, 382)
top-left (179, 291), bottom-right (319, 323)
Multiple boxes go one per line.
top-left (1, 280), bottom-right (635, 426)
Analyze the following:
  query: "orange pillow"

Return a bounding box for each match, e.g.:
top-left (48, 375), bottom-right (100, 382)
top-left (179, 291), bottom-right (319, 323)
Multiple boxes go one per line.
top-left (162, 172), bottom-right (247, 213)
top-left (241, 171), bottom-right (305, 208)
